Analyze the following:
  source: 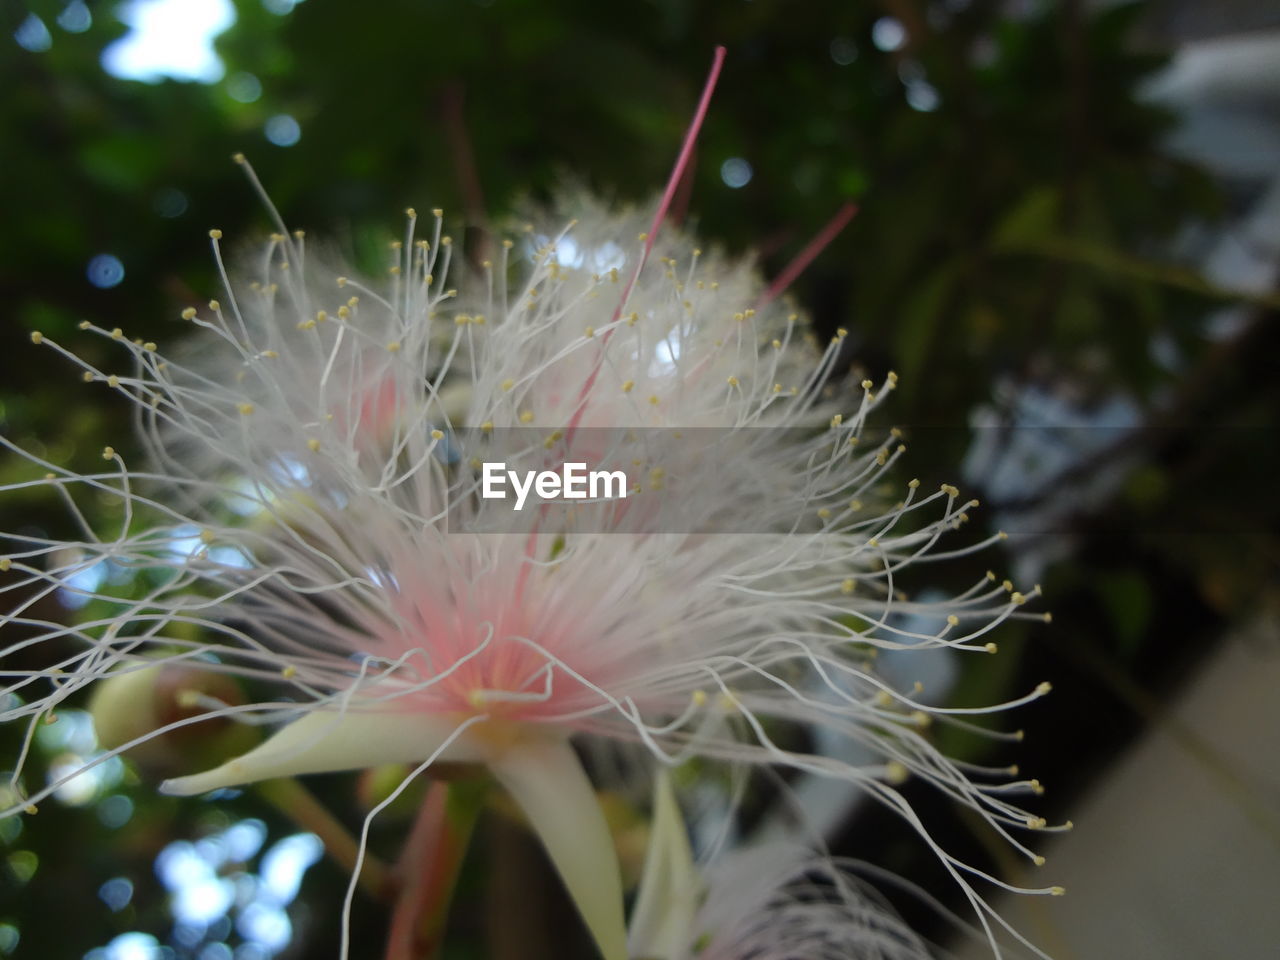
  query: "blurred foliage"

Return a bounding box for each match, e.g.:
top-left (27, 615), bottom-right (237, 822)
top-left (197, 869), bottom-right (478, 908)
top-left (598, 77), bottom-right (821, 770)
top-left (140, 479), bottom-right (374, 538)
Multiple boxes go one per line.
top-left (2, 0), bottom-right (1278, 958)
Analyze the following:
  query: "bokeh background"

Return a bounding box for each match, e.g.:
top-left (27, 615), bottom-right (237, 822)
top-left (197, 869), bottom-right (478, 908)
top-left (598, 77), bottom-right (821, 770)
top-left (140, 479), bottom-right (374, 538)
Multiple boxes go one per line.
top-left (2, 1), bottom-right (1278, 958)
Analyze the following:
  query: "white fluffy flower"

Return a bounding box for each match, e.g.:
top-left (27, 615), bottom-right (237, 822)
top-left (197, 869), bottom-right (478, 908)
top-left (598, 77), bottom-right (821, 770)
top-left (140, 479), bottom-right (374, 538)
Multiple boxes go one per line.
top-left (629, 773), bottom-right (932, 960)
top-left (3, 173), bottom-right (1060, 958)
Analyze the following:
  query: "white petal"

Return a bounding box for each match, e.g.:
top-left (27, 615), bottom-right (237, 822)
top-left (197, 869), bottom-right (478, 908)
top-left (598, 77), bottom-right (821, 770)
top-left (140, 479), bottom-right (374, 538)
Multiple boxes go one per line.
top-left (627, 770), bottom-right (699, 960)
top-left (488, 735), bottom-right (627, 960)
top-left (159, 708), bottom-right (484, 796)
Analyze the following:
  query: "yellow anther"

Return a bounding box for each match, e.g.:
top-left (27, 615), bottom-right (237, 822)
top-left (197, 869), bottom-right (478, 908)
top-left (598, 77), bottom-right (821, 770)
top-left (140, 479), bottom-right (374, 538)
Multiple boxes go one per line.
top-left (473, 315), bottom-right (486, 325)
top-left (455, 314), bottom-right (471, 326)
top-left (281, 664), bottom-right (297, 680)
top-left (626, 311), bottom-right (638, 325)
top-left (584, 326), bottom-right (595, 338)
top-left (830, 414), bottom-right (843, 428)
top-left (1042, 612), bottom-right (1054, 624)
top-left (910, 710), bottom-right (931, 728)
top-left (261, 350), bottom-right (278, 359)
top-left (519, 410), bottom-right (534, 424)
top-left (726, 376), bottom-right (740, 387)
top-left (1011, 591), bottom-right (1026, 605)
top-left (998, 530), bottom-right (1009, 540)
top-left (143, 342), bottom-right (157, 352)
top-left (772, 339), bottom-right (782, 349)
top-left (386, 341), bottom-right (401, 353)
top-left (691, 689), bottom-right (707, 707)
top-left (840, 578), bottom-right (855, 595)
top-left (867, 538), bottom-right (879, 548)
top-left (440, 236), bottom-right (452, 247)
top-left (836, 327), bottom-right (848, 339)
top-left (849, 499), bottom-right (862, 511)
top-left (885, 761), bottom-right (909, 785)
top-left (620, 380), bottom-right (635, 394)
top-left (109, 327), bottom-right (123, 340)
top-left (307, 438), bottom-right (321, 452)
top-left (430, 429), bottom-right (444, 441)
top-left (648, 395), bottom-right (660, 405)
top-left (82, 371), bottom-right (94, 382)
top-left (1050, 886), bottom-right (1066, 897)
top-left (817, 507), bottom-right (831, 520)
top-left (181, 307), bottom-right (197, 320)
top-left (480, 421), bottom-right (493, 434)
top-left (985, 642), bottom-right (999, 654)
top-left (1033, 854), bottom-right (1046, 866)
top-left (209, 229), bottom-right (223, 240)
top-left (102, 446), bottom-right (116, 460)
top-left (30, 331), bottom-right (43, 344)
top-left (233, 152), bottom-right (246, 164)
top-left (772, 383), bottom-right (782, 393)
top-left (1002, 579), bottom-right (1014, 592)
top-left (946, 614), bottom-right (959, 626)
top-left (106, 375), bottom-right (120, 388)
top-left (501, 378), bottom-right (515, 392)
top-left (315, 310), bottom-right (327, 323)
top-left (0, 558), bottom-right (11, 572)
top-left (336, 276), bottom-right (348, 287)
top-left (861, 378), bottom-right (873, 390)
top-left (1036, 681), bottom-right (1052, 695)
top-left (238, 403), bottom-right (254, 415)
top-left (79, 320), bottom-right (92, 330)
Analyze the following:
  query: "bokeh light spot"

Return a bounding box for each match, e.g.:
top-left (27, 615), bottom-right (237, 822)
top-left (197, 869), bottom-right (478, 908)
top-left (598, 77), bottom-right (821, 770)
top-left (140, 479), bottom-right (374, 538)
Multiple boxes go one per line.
top-left (87, 254), bottom-right (126, 289)
top-left (102, 0), bottom-right (235, 83)
top-left (871, 17), bottom-right (907, 52)
top-left (264, 115), bottom-right (301, 147)
top-left (720, 157), bottom-right (753, 189)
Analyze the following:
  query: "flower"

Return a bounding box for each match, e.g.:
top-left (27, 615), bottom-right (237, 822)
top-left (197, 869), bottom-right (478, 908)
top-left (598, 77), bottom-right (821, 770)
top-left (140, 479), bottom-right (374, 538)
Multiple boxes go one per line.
top-left (3, 186), bottom-right (1060, 958)
top-left (629, 772), bottom-right (933, 960)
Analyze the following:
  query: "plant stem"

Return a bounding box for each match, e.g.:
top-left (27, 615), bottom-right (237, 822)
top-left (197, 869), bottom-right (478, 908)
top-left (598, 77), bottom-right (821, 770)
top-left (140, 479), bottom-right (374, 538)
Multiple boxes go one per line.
top-left (385, 777), bottom-right (488, 960)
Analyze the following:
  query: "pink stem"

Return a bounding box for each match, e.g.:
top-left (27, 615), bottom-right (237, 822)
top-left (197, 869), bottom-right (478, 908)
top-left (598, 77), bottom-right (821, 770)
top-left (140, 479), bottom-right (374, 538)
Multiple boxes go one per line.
top-left (758, 201), bottom-right (859, 307)
top-left (514, 46), bottom-right (728, 600)
top-left (384, 781), bottom-right (473, 960)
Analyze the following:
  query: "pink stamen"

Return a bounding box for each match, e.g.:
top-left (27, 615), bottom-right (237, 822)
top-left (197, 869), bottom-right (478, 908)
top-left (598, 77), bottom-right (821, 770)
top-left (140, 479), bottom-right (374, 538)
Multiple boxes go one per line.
top-left (757, 201), bottom-right (859, 307)
top-left (515, 46), bottom-right (728, 602)
top-left (563, 44), bottom-right (727, 446)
